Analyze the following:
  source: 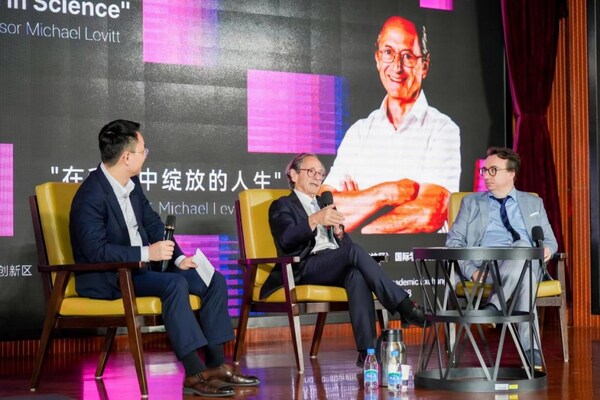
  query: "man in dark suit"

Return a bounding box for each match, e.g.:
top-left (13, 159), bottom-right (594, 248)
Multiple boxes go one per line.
top-left (264, 153), bottom-right (427, 367)
top-left (70, 119), bottom-right (258, 397)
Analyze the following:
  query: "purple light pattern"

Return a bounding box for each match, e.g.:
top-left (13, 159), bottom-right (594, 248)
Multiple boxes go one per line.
top-left (0, 144), bottom-right (13, 237)
top-left (247, 69), bottom-right (345, 155)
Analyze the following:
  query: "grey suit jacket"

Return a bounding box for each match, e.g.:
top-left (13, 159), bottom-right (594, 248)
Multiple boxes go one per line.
top-left (446, 190), bottom-right (558, 279)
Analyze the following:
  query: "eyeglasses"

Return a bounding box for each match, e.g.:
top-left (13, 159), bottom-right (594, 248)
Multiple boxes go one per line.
top-left (378, 48), bottom-right (424, 67)
top-left (130, 148), bottom-right (149, 157)
top-left (479, 167), bottom-right (511, 177)
top-left (298, 168), bottom-right (327, 179)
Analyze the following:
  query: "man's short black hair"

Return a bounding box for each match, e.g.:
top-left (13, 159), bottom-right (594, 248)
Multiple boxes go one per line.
top-left (98, 119), bottom-right (140, 165)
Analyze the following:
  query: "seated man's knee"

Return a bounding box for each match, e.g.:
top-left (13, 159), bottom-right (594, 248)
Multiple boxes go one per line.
top-left (209, 271), bottom-right (227, 292)
top-left (166, 273), bottom-right (190, 294)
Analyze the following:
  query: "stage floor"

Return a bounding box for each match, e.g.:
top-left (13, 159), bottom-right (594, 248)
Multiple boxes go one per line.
top-left (0, 324), bottom-right (598, 399)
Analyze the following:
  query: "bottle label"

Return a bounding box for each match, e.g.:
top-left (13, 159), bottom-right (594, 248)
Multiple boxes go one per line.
top-left (388, 371), bottom-right (402, 386)
top-left (364, 369), bottom-right (378, 384)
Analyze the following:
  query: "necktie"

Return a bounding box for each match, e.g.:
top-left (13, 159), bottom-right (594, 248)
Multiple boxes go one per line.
top-left (310, 199), bottom-right (319, 214)
top-left (493, 196), bottom-right (520, 242)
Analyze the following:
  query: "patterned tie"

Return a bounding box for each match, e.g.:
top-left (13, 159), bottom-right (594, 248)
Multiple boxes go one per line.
top-left (493, 196), bottom-right (520, 242)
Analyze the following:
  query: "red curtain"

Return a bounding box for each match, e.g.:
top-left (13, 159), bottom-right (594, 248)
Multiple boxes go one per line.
top-left (501, 0), bottom-right (566, 284)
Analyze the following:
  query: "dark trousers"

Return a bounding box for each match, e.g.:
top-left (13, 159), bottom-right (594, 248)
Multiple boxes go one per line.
top-left (299, 242), bottom-right (408, 350)
top-left (132, 268), bottom-right (234, 360)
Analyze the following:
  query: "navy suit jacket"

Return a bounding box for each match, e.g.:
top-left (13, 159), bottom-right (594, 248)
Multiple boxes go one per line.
top-left (70, 166), bottom-right (183, 299)
top-left (261, 191), bottom-right (350, 299)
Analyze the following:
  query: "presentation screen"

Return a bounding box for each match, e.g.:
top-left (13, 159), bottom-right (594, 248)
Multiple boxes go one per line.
top-left (0, 0), bottom-right (506, 339)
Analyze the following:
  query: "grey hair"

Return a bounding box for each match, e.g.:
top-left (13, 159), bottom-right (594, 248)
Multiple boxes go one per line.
top-left (285, 153), bottom-right (318, 188)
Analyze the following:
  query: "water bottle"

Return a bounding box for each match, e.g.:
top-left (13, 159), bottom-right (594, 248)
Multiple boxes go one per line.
top-left (377, 329), bottom-right (406, 386)
top-left (387, 350), bottom-right (402, 392)
top-left (363, 348), bottom-right (379, 391)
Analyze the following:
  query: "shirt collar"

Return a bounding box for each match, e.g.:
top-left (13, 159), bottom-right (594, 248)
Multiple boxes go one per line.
top-left (294, 189), bottom-right (316, 209)
top-left (378, 91), bottom-right (428, 129)
top-left (488, 187), bottom-right (518, 203)
top-left (100, 163), bottom-right (135, 199)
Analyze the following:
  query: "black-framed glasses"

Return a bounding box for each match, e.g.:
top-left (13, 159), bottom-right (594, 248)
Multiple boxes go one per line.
top-left (298, 168), bottom-right (327, 179)
top-left (130, 148), bottom-right (149, 157)
top-left (378, 48), bottom-right (424, 67)
top-left (479, 167), bottom-right (510, 177)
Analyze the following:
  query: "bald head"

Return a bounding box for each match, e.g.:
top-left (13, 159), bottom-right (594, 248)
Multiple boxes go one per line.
top-left (377, 16), bottom-right (428, 56)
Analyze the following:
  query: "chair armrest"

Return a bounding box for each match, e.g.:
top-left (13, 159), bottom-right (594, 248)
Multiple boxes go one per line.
top-left (552, 252), bottom-right (567, 262)
top-left (238, 256), bottom-right (300, 266)
top-left (371, 254), bottom-right (389, 263)
top-left (38, 261), bottom-right (146, 273)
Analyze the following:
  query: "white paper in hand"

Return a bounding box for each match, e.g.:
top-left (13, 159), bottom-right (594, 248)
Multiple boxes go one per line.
top-left (193, 248), bottom-right (215, 286)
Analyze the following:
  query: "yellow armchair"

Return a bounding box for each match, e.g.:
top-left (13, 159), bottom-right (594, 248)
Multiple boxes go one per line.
top-left (233, 189), bottom-right (388, 373)
top-left (29, 182), bottom-right (201, 397)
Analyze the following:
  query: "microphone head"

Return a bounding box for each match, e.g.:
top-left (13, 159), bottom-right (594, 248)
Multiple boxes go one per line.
top-left (532, 226), bottom-right (544, 243)
top-left (165, 214), bottom-right (176, 229)
top-left (320, 191), bottom-right (334, 206)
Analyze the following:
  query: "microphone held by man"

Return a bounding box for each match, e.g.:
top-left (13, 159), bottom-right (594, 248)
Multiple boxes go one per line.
top-left (532, 225), bottom-right (552, 280)
top-left (160, 215), bottom-right (176, 272)
top-left (320, 191), bottom-right (336, 241)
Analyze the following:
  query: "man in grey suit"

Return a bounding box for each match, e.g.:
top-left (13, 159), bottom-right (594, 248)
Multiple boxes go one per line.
top-left (446, 147), bottom-right (558, 369)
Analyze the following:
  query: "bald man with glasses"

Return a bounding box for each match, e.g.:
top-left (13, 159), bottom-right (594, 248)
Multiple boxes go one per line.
top-left (322, 15), bottom-right (460, 235)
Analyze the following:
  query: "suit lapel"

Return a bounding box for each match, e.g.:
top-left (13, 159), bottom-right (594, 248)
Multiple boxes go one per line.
top-left (478, 192), bottom-right (489, 233)
top-left (93, 168), bottom-right (130, 237)
top-left (516, 190), bottom-right (535, 235)
top-left (289, 191), bottom-right (309, 221)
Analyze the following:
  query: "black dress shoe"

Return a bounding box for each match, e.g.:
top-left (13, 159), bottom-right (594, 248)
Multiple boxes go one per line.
top-left (399, 301), bottom-right (429, 327)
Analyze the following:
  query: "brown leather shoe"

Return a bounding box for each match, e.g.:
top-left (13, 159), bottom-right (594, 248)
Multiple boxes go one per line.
top-left (183, 373), bottom-right (234, 397)
top-left (203, 364), bottom-right (260, 387)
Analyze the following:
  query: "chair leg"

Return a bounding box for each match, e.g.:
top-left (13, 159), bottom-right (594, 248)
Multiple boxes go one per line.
top-left (559, 301), bottom-right (569, 362)
top-left (96, 328), bottom-right (117, 378)
top-left (233, 301), bottom-right (252, 364)
top-left (119, 269), bottom-right (148, 398)
top-left (29, 311), bottom-right (57, 391)
top-left (30, 271), bottom-right (69, 391)
top-left (287, 312), bottom-right (304, 374)
top-left (310, 312), bottom-right (327, 358)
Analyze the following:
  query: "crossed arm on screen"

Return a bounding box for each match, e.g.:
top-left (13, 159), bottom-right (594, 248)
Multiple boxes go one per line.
top-left (321, 180), bottom-right (449, 234)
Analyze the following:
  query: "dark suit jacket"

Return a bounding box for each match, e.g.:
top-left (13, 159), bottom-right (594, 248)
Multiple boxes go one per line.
top-left (69, 166), bottom-right (183, 299)
top-left (261, 191), bottom-right (350, 299)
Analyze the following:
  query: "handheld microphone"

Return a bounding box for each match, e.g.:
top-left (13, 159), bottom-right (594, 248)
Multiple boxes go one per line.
top-left (532, 226), bottom-right (544, 249)
top-left (532, 225), bottom-right (551, 280)
top-left (320, 191), bottom-right (335, 241)
top-left (161, 215), bottom-right (176, 272)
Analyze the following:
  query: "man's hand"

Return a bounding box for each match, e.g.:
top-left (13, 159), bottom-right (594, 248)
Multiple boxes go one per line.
top-left (178, 256), bottom-right (198, 270)
top-left (544, 247), bottom-right (552, 262)
top-left (148, 240), bottom-right (175, 261)
top-left (320, 179), bottom-right (419, 232)
top-left (361, 183), bottom-right (450, 234)
top-left (308, 205), bottom-right (345, 232)
top-left (472, 269), bottom-right (486, 283)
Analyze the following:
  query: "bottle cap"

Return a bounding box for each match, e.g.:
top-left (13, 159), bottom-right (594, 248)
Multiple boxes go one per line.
top-left (367, 348), bottom-right (375, 355)
top-left (383, 329), bottom-right (403, 342)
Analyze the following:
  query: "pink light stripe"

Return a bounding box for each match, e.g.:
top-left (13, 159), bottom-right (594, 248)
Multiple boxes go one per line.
top-left (247, 69), bottom-right (342, 154)
top-left (143, 0), bottom-right (217, 66)
top-left (420, 0), bottom-right (453, 11)
top-left (0, 144), bottom-right (13, 237)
